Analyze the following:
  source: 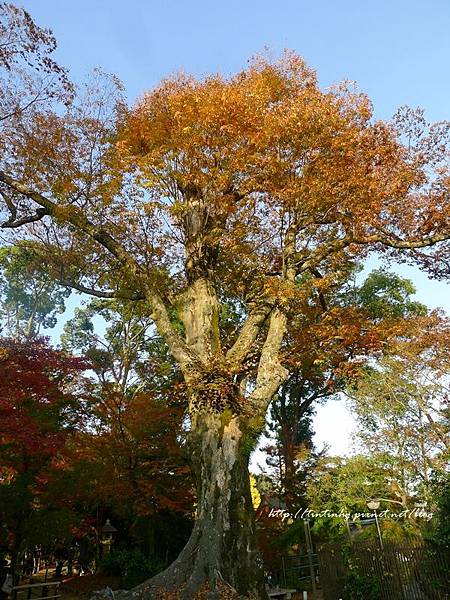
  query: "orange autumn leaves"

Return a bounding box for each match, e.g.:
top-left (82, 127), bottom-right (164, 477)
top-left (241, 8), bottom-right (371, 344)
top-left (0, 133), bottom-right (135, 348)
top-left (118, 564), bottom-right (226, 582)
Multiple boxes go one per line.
top-left (2, 49), bottom-right (450, 408)
top-left (119, 52), bottom-right (418, 253)
top-left (3, 51), bottom-right (450, 310)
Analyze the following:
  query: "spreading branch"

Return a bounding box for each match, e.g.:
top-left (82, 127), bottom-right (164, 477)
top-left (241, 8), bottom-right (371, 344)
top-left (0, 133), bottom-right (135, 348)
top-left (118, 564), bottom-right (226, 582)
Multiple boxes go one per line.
top-left (0, 170), bottom-right (197, 374)
top-left (0, 189), bottom-right (49, 228)
top-left (0, 171), bottom-right (132, 264)
top-left (58, 277), bottom-right (146, 300)
top-left (249, 307), bottom-right (289, 408)
top-left (297, 230), bottom-right (450, 275)
top-left (226, 300), bottom-right (273, 369)
top-left (248, 220), bottom-right (298, 407)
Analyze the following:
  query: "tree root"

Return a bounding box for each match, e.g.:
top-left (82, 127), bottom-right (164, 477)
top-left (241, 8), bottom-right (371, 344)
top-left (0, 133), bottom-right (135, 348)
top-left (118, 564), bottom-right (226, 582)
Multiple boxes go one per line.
top-left (114, 528), bottom-right (265, 600)
top-left (116, 580), bottom-right (259, 600)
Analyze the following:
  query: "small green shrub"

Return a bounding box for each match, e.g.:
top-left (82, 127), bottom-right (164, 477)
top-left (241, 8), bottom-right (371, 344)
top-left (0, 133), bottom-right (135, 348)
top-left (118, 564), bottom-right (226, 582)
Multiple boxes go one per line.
top-left (99, 548), bottom-right (166, 589)
top-left (343, 571), bottom-right (382, 600)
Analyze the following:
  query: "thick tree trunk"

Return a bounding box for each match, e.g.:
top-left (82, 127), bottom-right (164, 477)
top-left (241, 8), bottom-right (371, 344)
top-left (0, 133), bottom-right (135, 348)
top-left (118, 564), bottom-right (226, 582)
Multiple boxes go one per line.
top-left (123, 410), bottom-right (267, 600)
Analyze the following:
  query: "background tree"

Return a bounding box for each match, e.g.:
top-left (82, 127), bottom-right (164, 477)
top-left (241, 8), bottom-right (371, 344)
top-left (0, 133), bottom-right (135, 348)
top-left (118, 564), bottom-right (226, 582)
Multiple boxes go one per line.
top-left (303, 313), bottom-right (450, 543)
top-left (263, 403), bottom-right (316, 511)
top-left (74, 395), bottom-right (193, 567)
top-left (0, 245), bottom-right (70, 339)
top-left (61, 298), bottom-right (178, 397)
top-left (1, 7), bottom-right (450, 594)
top-left (0, 252), bottom-right (193, 579)
top-left (426, 472), bottom-right (450, 547)
top-left (60, 298), bottom-right (194, 565)
top-left (348, 314), bottom-right (450, 506)
top-left (0, 338), bottom-right (86, 575)
top-left (0, 1), bottom-right (73, 123)
top-left (263, 268), bottom-right (427, 510)
top-left (305, 454), bottom-right (423, 543)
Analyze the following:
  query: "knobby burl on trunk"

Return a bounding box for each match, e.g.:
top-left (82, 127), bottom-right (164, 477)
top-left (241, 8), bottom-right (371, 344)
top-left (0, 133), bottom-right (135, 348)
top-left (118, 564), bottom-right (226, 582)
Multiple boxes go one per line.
top-left (114, 249), bottom-right (291, 599)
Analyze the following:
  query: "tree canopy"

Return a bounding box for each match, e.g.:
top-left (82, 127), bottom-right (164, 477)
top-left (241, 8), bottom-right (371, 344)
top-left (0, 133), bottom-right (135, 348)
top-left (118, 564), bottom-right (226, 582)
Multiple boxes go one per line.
top-left (1, 5), bottom-right (450, 596)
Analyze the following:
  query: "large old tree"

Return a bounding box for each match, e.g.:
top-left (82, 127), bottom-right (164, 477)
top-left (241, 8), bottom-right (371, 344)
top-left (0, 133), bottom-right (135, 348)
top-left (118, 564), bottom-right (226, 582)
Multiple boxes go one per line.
top-left (1, 6), bottom-right (450, 597)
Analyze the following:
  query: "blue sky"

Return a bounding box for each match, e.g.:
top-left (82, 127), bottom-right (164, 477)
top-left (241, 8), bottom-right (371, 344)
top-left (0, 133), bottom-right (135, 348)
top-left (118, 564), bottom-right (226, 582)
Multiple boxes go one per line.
top-left (22, 0), bottom-right (450, 122)
top-left (22, 0), bottom-right (450, 456)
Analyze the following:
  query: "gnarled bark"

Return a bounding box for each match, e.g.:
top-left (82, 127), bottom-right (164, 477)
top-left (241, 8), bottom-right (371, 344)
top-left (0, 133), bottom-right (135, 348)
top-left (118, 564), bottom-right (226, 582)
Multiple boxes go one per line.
top-left (121, 406), bottom-right (267, 600)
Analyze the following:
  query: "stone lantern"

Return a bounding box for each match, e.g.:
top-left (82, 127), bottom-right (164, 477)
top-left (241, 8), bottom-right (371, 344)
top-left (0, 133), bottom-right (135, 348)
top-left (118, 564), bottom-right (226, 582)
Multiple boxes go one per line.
top-left (101, 519), bottom-right (117, 554)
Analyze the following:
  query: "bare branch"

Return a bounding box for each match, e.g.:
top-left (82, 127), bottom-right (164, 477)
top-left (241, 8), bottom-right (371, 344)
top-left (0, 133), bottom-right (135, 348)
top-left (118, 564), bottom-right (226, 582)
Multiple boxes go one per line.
top-left (226, 300), bottom-right (273, 369)
top-left (0, 171), bottom-right (134, 265)
top-left (248, 307), bottom-right (289, 408)
top-left (0, 170), bottom-right (198, 374)
top-left (58, 277), bottom-right (145, 300)
top-left (309, 268), bottom-right (328, 312)
top-left (1, 201), bottom-right (49, 228)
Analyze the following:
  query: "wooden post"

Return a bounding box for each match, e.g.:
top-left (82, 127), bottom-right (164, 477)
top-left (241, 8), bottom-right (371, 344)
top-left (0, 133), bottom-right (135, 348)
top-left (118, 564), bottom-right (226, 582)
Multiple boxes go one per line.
top-left (345, 519), bottom-right (353, 544)
top-left (304, 520), bottom-right (317, 600)
top-left (373, 510), bottom-right (383, 551)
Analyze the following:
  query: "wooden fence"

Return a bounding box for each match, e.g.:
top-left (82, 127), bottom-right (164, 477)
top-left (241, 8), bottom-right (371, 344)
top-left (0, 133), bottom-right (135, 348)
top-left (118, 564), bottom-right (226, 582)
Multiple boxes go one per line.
top-left (317, 540), bottom-right (449, 600)
top-left (11, 581), bottom-right (61, 600)
top-left (280, 553), bottom-right (320, 587)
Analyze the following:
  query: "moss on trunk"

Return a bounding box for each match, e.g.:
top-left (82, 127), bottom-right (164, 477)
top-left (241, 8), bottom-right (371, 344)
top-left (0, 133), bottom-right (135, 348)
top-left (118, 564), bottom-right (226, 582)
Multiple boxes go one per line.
top-left (121, 410), bottom-right (267, 600)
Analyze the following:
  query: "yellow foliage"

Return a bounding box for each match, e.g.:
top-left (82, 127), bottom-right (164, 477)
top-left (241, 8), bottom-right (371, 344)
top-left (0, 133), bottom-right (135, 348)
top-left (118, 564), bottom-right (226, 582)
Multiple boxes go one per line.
top-left (249, 473), bottom-right (261, 509)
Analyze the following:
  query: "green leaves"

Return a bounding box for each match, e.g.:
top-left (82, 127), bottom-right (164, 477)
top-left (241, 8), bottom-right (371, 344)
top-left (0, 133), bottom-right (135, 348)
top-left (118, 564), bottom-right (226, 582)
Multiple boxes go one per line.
top-left (354, 268), bottom-right (427, 321)
top-left (0, 245), bottom-right (70, 340)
